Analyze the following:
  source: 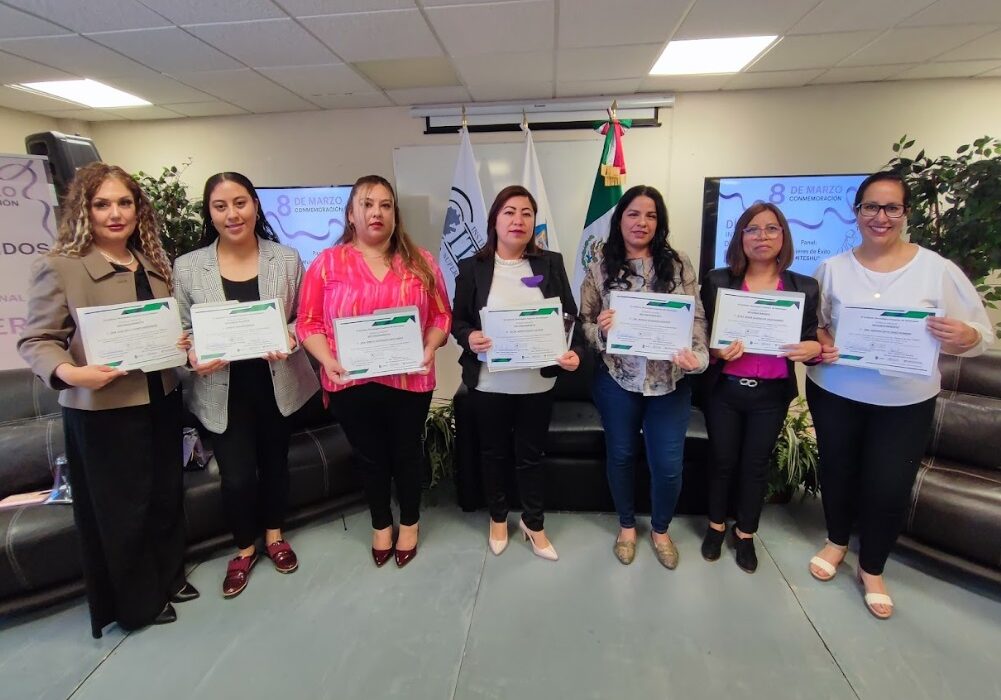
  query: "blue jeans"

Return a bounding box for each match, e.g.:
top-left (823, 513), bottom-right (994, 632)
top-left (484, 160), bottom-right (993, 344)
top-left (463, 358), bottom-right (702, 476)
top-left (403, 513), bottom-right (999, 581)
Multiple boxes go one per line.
top-left (592, 364), bottom-right (692, 533)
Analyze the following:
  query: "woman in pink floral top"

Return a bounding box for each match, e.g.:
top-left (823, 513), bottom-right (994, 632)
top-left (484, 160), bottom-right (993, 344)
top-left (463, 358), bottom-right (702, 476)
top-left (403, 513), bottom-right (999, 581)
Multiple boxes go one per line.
top-left (298, 175), bottom-right (451, 568)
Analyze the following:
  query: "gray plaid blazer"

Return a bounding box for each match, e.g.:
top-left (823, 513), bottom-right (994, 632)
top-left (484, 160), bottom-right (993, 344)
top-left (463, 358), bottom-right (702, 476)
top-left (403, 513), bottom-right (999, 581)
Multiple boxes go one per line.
top-left (173, 238), bottom-right (320, 433)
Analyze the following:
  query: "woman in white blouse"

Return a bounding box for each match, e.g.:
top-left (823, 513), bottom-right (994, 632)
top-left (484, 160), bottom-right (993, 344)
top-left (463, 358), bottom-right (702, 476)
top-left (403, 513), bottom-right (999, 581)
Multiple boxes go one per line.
top-left (806, 171), bottom-right (992, 619)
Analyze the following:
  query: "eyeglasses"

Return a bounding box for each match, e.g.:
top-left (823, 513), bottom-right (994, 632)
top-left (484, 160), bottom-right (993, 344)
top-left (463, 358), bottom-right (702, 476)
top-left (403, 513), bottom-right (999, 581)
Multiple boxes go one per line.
top-left (856, 202), bottom-right (906, 219)
top-left (741, 224), bottom-right (783, 239)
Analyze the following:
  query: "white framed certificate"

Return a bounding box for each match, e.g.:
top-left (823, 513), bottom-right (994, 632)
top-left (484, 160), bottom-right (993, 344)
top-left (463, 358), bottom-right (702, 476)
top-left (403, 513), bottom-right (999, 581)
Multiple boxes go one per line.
top-left (834, 304), bottom-right (943, 376)
top-left (710, 288), bottom-right (805, 356)
top-left (479, 298), bottom-right (567, 372)
top-left (190, 298), bottom-right (290, 363)
top-left (77, 297), bottom-right (186, 372)
top-left (606, 291), bottom-right (696, 360)
top-left (333, 306), bottom-right (424, 379)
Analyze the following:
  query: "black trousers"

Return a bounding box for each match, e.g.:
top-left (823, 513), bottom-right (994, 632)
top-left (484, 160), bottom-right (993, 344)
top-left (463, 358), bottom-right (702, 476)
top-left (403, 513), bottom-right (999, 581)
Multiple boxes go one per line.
top-left (705, 377), bottom-right (790, 534)
top-left (806, 379), bottom-right (936, 575)
top-left (209, 375), bottom-right (292, 550)
top-left (469, 388), bottom-right (555, 532)
top-left (63, 389), bottom-right (185, 638)
top-left (329, 383), bottom-right (432, 530)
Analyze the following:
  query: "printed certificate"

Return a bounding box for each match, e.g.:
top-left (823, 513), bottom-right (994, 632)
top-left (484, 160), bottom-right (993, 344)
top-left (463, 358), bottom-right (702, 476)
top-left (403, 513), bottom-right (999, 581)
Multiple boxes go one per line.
top-left (834, 304), bottom-right (943, 376)
top-left (334, 306), bottom-right (424, 379)
top-left (607, 291), bottom-right (695, 360)
top-left (479, 298), bottom-right (566, 372)
top-left (191, 299), bottom-right (290, 363)
top-left (77, 297), bottom-right (186, 372)
top-left (709, 288), bottom-right (805, 356)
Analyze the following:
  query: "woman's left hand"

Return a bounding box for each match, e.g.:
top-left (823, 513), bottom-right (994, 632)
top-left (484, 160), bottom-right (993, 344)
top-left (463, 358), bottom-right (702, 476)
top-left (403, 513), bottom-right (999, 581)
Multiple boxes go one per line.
top-left (176, 332), bottom-right (192, 351)
top-left (263, 334), bottom-right (297, 362)
top-left (673, 348), bottom-right (701, 372)
top-left (927, 316), bottom-right (979, 350)
top-left (781, 340), bottom-right (821, 362)
top-left (411, 344), bottom-right (437, 375)
top-left (556, 350), bottom-right (580, 371)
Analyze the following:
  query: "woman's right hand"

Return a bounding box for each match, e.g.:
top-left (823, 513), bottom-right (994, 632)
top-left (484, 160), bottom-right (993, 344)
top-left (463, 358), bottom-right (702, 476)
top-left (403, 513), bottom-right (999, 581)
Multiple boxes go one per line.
top-left (322, 357), bottom-right (350, 385)
top-left (597, 308), bottom-right (615, 337)
top-left (56, 363), bottom-right (127, 390)
top-left (468, 330), bottom-right (492, 353)
top-left (819, 343), bottom-right (839, 364)
top-left (709, 339), bottom-right (744, 362)
top-left (188, 349), bottom-right (228, 376)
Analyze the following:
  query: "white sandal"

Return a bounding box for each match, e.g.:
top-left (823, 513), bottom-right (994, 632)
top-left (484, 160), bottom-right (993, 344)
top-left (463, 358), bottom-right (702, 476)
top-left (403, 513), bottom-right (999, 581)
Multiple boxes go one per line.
top-left (857, 569), bottom-right (894, 620)
top-left (808, 539), bottom-right (848, 582)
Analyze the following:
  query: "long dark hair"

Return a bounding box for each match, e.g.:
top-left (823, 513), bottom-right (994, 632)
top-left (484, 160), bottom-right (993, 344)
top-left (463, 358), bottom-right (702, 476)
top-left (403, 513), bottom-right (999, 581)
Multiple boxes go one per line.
top-left (200, 171), bottom-right (280, 246)
top-left (726, 202), bottom-right (795, 277)
top-left (601, 185), bottom-right (682, 293)
top-left (476, 185), bottom-right (541, 261)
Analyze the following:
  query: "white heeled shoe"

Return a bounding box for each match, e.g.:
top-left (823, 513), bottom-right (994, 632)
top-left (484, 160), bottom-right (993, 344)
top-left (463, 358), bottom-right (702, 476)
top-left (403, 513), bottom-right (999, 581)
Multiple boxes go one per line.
top-left (519, 520), bottom-right (558, 561)
top-left (488, 522), bottom-right (508, 556)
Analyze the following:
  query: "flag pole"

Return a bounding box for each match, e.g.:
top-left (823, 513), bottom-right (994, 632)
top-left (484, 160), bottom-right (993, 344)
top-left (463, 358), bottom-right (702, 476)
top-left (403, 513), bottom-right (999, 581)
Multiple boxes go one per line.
top-left (461, 105), bottom-right (467, 130)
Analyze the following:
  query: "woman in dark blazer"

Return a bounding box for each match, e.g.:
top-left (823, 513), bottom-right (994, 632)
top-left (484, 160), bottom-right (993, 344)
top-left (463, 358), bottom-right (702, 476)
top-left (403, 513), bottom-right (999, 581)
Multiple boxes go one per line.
top-left (174, 172), bottom-right (318, 598)
top-left (699, 202), bottom-right (820, 572)
top-left (452, 185), bottom-right (583, 560)
top-left (18, 163), bottom-right (196, 637)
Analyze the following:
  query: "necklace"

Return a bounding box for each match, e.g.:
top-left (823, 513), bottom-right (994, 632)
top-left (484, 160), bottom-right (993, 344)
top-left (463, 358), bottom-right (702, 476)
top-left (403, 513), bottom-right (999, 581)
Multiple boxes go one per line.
top-left (96, 247), bottom-right (135, 267)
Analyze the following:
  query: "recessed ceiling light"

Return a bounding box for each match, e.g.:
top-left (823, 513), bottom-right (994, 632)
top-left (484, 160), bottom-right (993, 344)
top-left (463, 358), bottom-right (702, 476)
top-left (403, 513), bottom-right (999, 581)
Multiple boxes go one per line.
top-left (650, 36), bottom-right (778, 75)
top-left (9, 79), bottom-right (150, 108)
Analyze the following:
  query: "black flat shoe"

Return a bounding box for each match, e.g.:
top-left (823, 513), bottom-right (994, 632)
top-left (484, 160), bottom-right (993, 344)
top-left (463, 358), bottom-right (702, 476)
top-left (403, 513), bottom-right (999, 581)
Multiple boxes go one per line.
top-left (171, 582), bottom-right (200, 603)
top-left (153, 602), bottom-right (177, 625)
top-left (732, 526), bottom-right (758, 573)
top-left (701, 526), bottom-right (725, 562)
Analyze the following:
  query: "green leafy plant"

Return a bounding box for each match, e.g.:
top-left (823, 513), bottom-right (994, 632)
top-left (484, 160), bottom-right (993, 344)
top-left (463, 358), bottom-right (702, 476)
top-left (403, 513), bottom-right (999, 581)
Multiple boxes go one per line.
top-left (134, 160), bottom-right (202, 262)
top-left (766, 397), bottom-right (820, 502)
top-left (423, 399), bottom-right (455, 489)
top-left (885, 135), bottom-right (1001, 337)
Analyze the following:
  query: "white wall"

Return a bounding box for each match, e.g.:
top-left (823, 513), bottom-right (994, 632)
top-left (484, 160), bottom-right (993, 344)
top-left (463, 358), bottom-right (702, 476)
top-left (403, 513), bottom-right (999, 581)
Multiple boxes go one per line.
top-left (0, 107), bottom-right (91, 156)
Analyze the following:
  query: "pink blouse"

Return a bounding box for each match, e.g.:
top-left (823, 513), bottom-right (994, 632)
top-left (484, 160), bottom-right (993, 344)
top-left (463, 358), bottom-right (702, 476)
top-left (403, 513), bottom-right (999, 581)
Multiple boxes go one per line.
top-left (297, 244), bottom-right (452, 394)
top-left (720, 279), bottom-right (789, 380)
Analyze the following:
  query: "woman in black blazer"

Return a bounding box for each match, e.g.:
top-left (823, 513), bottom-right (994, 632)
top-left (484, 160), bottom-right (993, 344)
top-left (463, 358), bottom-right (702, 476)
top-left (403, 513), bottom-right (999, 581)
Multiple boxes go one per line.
top-left (452, 185), bottom-right (583, 560)
top-left (699, 202), bottom-right (821, 572)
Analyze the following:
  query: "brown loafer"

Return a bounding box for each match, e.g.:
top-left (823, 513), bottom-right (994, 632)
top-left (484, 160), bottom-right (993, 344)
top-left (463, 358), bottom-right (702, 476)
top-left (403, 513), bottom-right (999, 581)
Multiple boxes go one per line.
top-left (613, 539), bottom-right (636, 565)
top-left (650, 532), bottom-right (679, 570)
top-left (223, 553), bottom-right (258, 598)
top-left (266, 540), bottom-right (299, 574)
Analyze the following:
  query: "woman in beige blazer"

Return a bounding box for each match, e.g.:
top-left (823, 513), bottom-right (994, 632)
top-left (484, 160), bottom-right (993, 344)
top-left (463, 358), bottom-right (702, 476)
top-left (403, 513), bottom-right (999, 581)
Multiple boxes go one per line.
top-left (174, 172), bottom-right (318, 598)
top-left (18, 163), bottom-right (196, 638)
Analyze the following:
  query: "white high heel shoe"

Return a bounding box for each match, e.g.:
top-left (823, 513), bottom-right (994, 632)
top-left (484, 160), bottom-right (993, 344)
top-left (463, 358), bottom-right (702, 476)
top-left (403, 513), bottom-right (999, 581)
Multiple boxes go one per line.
top-left (519, 520), bottom-right (558, 561)
top-left (488, 522), bottom-right (508, 556)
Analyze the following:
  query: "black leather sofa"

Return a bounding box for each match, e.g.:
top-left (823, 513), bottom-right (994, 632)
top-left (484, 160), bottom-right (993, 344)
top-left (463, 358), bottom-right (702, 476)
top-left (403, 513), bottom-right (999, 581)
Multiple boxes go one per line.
top-left (454, 350), bottom-right (710, 517)
top-left (0, 368), bottom-right (362, 616)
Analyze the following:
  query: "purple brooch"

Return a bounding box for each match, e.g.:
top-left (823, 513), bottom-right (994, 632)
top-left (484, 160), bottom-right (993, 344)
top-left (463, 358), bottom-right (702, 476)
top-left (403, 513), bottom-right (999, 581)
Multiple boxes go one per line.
top-left (521, 274), bottom-right (543, 288)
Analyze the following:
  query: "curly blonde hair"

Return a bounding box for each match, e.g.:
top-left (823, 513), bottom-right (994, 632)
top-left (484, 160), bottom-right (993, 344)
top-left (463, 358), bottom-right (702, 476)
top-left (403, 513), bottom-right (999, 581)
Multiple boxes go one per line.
top-left (51, 163), bottom-right (172, 288)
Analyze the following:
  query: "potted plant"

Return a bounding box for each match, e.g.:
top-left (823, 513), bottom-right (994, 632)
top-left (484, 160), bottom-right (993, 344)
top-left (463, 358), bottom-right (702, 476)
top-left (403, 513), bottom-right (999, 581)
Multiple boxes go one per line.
top-left (134, 159), bottom-right (203, 262)
top-left (766, 397), bottom-right (820, 502)
top-left (885, 134), bottom-right (1001, 338)
top-left (422, 399), bottom-right (456, 490)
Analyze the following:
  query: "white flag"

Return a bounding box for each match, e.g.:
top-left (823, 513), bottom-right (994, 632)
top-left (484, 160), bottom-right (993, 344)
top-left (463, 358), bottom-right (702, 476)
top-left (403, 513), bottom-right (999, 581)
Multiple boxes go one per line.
top-left (439, 127), bottom-right (488, 303)
top-left (520, 126), bottom-right (560, 253)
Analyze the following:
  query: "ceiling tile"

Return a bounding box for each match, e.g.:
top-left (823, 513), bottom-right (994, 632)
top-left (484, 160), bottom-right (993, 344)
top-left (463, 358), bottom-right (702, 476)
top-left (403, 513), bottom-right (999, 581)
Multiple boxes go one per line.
top-left (86, 27), bottom-right (243, 72)
top-left (37, 108), bottom-right (126, 121)
top-left (0, 36), bottom-right (152, 78)
top-left (638, 74), bottom-right (731, 92)
top-left (229, 94), bottom-right (319, 113)
top-left (258, 64), bottom-right (375, 96)
top-left (937, 29), bottom-right (1001, 61)
top-left (0, 5), bottom-right (71, 39)
top-left (97, 69), bottom-right (213, 103)
top-left (558, 0), bottom-right (684, 49)
top-left (555, 78), bottom-right (641, 97)
top-left (1, 0), bottom-right (169, 33)
top-left (307, 92), bottom-right (393, 109)
top-left (979, 66), bottom-right (1001, 77)
top-left (557, 44), bottom-right (662, 82)
top-left (302, 10), bottom-right (441, 62)
top-left (0, 85), bottom-right (79, 112)
top-left (791, 0), bottom-right (935, 34)
top-left (0, 51), bottom-right (75, 83)
top-left (724, 69), bottom-right (826, 90)
top-left (386, 86), bottom-right (471, 105)
top-left (170, 68), bottom-right (297, 99)
top-left (281, 0), bottom-right (416, 13)
top-left (353, 56), bottom-right (459, 90)
top-left (426, 1), bottom-right (553, 56)
top-left (112, 105), bottom-right (187, 120)
top-left (674, 0), bottom-right (818, 40)
top-left (185, 18), bottom-right (337, 67)
top-left (453, 52), bottom-right (553, 84)
top-left (422, 0), bottom-right (507, 5)
top-left (839, 26), bottom-right (993, 66)
top-left (749, 32), bottom-right (881, 72)
top-left (161, 101), bottom-right (250, 116)
top-left (894, 60), bottom-right (1001, 79)
top-left (137, 0), bottom-right (286, 24)
top-left (808, 64), bottom-right (916, 84)
top-left (900, 0), bottom-right (1001, 26)
top-left (467, 82), bottom-right (553, 101)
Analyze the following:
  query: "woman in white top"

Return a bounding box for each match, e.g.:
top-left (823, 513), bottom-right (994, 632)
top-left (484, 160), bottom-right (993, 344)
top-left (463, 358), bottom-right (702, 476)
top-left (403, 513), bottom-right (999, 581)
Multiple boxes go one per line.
top-left (452, 185), bottom-right (583, 560)
top-left (806, 171), bottom-right (992, 619)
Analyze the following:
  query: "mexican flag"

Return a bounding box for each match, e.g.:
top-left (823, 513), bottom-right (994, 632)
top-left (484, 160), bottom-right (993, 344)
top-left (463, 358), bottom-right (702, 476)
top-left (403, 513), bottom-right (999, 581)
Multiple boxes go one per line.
top-left (570, 118), bottom-right (629, 304)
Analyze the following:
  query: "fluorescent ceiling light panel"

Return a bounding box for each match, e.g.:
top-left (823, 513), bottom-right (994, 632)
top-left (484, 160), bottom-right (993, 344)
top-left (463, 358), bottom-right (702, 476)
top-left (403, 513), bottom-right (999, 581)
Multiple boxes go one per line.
top-left (12, 79), bottom-right (150, 108)
top-left (651, 36), bottom-right (778, 75)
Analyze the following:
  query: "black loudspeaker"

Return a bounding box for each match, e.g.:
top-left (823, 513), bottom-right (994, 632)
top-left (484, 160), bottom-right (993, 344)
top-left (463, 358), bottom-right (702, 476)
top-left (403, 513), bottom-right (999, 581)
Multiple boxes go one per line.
top-left (24, 131), bottom-right (101, 203)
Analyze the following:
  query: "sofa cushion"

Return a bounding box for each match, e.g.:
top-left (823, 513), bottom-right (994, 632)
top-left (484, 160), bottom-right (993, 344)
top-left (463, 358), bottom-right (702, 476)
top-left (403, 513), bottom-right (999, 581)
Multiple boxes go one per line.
top-left (0, 503), bottom-right (79, 599)
top-left (0, 369), bottom-right (61, 423)
top-left (939, 352), bottom-right (1001, 399)
top-left (0, 416), bottom-right (63, 500)
top-left (928, 392), bottom-right (1001, 473)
